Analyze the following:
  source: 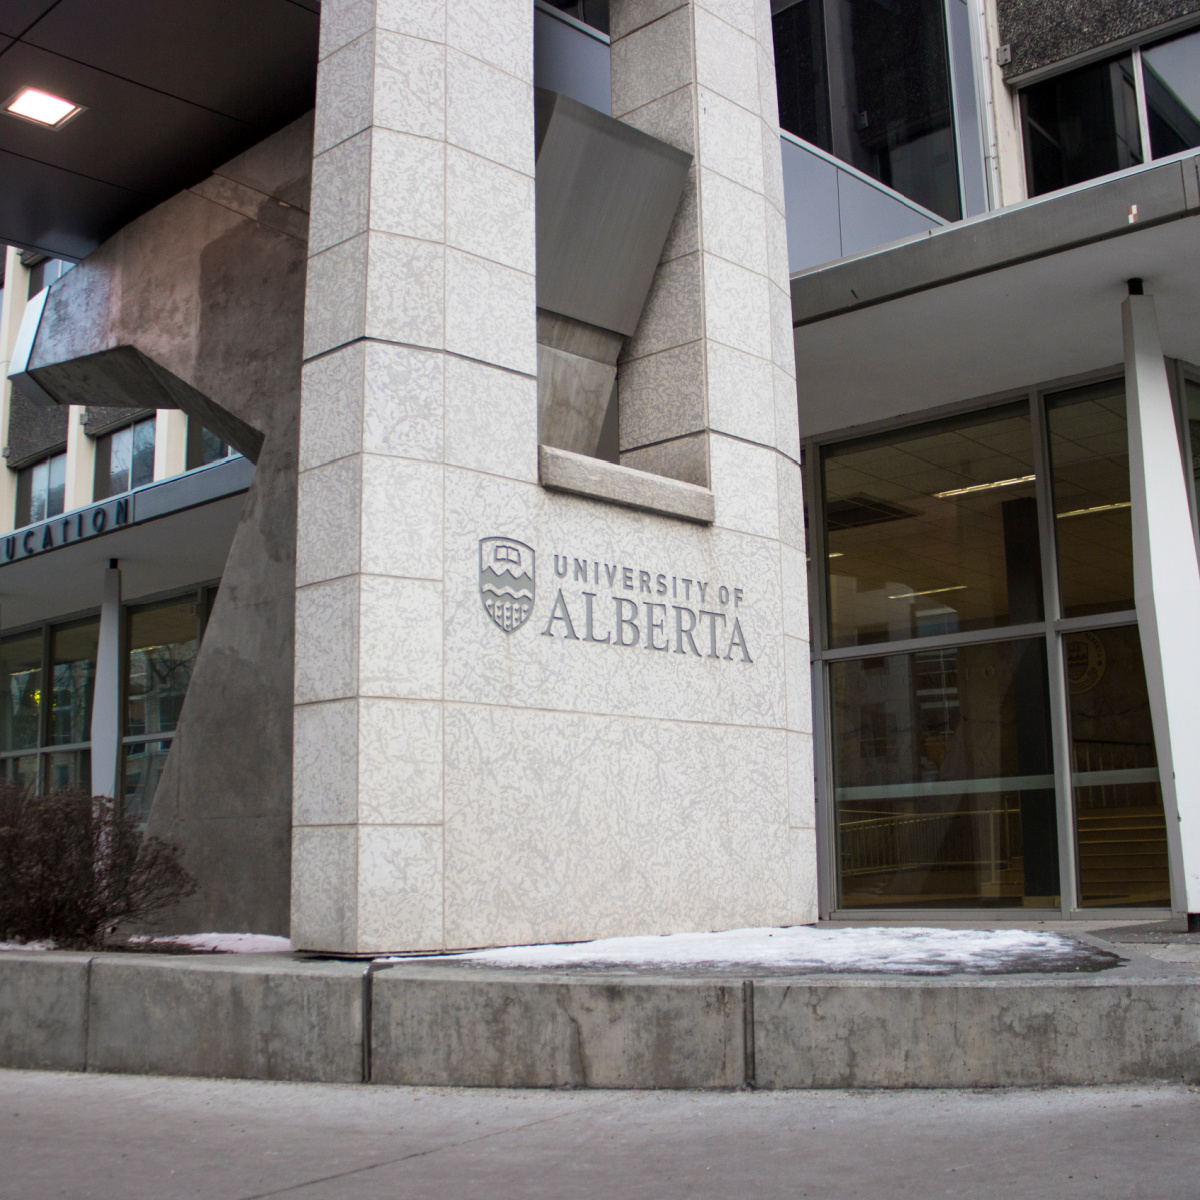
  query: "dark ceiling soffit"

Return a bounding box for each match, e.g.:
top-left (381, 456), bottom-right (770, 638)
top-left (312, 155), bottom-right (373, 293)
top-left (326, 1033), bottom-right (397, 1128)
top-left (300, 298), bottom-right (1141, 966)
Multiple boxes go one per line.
top-left (790, 154), bottom-right (1200, 329)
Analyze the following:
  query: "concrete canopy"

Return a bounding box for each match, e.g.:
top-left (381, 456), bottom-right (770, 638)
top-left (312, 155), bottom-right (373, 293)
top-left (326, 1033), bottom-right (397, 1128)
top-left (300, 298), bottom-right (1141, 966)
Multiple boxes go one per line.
top-left (791, 152), bottom-right (1200, 438)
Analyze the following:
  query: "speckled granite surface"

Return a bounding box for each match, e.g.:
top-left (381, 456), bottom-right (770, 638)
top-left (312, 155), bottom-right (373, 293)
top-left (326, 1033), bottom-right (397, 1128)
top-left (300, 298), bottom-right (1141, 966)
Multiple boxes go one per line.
top-left (998, 0), bottom-right (1200, 79)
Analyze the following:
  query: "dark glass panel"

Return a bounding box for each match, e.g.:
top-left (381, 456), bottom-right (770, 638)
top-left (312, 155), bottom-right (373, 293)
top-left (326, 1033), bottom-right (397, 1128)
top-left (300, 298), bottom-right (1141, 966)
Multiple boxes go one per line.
top-left (1045, 381), bottom-right (1134, 618)
top-left (0, 631), bottom-right (42, 752)
top-left (125, 597), bottom-right (198, 737)
top-left (14, 466), bottom-right (32, 528)
top-left (542, 0), bottom-right (608, 34)
top-left (48, 619), bottom-right (98, 746)
top-left (832, 638), bottom-right (1058, 908)
top-left (773, 0), bottom-right (832, 151)
top-left (1065, 625), bottom-right (1170, 907)
top-left (1021, 56), bottom-right (1142, 196)
top-left (186, 417), bottom-right (232, 470)
top-left (1143, 29), bottom-right (1200, 159)
top-left (833, 0), bottom-right (960, 219)
top-left (123, 740), bottom-right (171, 827)
top-left (823, 404), bottom-right (1041, 648)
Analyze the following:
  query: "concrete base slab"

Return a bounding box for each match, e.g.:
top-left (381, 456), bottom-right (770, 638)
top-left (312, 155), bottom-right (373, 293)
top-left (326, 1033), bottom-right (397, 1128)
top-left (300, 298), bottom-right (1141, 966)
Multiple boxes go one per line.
top-left (0, 933), bottom-right (1196, 1088)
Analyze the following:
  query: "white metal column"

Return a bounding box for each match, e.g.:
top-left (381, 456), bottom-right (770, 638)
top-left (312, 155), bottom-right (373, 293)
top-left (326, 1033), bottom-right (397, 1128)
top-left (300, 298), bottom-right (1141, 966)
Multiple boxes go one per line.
top-left (1123, 289), bottom-right (1200, 916)
top-left (90, 560), bottom-right (121, 800)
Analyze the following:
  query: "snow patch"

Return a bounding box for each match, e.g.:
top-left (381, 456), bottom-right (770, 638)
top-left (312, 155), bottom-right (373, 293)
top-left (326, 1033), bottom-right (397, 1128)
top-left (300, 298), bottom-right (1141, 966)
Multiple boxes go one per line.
top-left (411, 926), bottom-right (1096, 974)
top-left (0, 940), bottom-right (55, 952)
top-left (128, 933), bottom-right (294, 954)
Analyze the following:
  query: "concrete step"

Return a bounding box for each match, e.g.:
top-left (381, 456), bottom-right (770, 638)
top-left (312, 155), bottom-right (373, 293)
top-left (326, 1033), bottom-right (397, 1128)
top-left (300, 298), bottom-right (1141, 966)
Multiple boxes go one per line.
top-left (1, 949), bottom-right (1199, 1090)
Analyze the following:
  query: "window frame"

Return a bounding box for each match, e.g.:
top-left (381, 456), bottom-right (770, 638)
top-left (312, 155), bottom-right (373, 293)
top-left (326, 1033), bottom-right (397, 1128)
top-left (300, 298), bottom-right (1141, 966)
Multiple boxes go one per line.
top-left (802, 364), bottom-right (1182, 922)
top-left (1016, 19), bottom-right (1200, 198)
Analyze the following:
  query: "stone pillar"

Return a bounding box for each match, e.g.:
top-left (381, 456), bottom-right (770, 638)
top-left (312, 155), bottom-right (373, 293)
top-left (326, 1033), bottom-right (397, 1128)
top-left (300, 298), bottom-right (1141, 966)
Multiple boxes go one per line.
top-left (293, 0), bottom-right (813, 954)
top-left (1123, 291), bottom-right (1200, 917)
top-left (292, 0), bottom-right (538, 953)
top-left (90, 562), bottom-right (121, 800)
top-left (608, 0), bottom-right (814, 887)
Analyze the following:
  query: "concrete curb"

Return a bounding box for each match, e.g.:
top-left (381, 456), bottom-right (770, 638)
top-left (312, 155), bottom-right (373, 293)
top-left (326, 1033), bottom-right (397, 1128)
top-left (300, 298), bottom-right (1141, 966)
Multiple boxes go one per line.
top-left (1, 953), bottom-right (1198, 1088)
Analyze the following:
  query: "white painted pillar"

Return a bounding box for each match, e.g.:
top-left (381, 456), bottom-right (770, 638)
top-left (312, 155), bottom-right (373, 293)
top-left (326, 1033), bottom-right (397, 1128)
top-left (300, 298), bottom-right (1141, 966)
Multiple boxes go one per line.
top-left (1123, 290), bottom-right (1200, 916)
top-left (90, 561), bottom-right (122, 800)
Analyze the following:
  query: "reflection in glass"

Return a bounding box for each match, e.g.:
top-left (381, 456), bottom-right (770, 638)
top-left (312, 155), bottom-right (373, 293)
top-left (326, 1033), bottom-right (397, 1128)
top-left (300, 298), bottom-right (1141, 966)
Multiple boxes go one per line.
top-left (123, 741), bottom-right (171, 827)
top-left (1045, 381), bottom-right (1134, 618)
top-left (186, 418), bottom-right (236, 471)
top-left (46, 750), bottom-right (90, 794)
top-left (94, 417), bottom-right (156, 501)
top-left (772, 0), bottom-right (960, 219)
top-left (15, 452), bottom-right (67, 528)
top-left (823, 405), bottom-right (1041, 649)
top-left (0, 631), bottom-right (42, 751)
top-left (1143, 29), bottom-right (1200, 159)
top-left (1065, 625), bottom-right (1170, 907)
top-left (1021, 56), bottom-right (1142, 196)
top-left (1, 755), bottom-right (37, 790)
top-left (1185, 378), bottom-right (1200, 501)
top-left (49, 620), bottom-right (98, 746)
top-left (126, 598), bottom-right (198, 737)
top-left (832, 638), bottom-right (1058, 908)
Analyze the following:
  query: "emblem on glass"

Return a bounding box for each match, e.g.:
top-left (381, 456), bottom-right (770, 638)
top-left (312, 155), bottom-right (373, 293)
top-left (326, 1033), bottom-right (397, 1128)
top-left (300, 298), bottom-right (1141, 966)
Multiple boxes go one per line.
top-left (479, 537), bottom-right (535, 633)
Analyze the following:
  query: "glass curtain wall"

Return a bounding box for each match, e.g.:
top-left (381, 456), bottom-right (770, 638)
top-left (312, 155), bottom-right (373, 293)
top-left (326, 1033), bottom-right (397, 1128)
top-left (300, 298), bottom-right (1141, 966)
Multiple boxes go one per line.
top-left (815, 378), bottom-right (1172, 912)
top-left (0, 617), bottom-right (98, 792)
top-left (772, 0), bottom-right (962, 219)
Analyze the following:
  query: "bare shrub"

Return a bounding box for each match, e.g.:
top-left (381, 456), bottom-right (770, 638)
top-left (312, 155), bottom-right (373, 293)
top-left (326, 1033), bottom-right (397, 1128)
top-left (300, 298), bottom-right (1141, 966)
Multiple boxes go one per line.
top-left (0, 784), bottom-right (196, 950)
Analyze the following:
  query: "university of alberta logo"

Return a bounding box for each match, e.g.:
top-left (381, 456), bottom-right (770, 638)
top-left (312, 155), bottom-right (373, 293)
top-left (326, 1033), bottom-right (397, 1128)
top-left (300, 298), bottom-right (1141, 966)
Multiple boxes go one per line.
top-left (479, 537), bottom-right (535, 633)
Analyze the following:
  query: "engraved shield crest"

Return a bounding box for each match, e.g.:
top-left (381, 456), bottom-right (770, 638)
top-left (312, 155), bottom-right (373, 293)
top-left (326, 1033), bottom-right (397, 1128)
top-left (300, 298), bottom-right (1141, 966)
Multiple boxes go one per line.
top-left (479, 537), bottom-right (535, 633)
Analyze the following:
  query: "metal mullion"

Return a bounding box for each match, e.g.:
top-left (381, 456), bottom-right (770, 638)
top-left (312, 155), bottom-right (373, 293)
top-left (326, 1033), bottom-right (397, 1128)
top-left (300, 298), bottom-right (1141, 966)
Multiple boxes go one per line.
top-left (804, 443), bottom-right (839, 917)
top-left (1033, 386), bottom-right (1079, 918)
top-left (819, 620), bottom-right (1046, 663)
top-left (827, 908), bottom-right (1065, 923)
top-left (1131, 47), bottom-right (1153, 164)
top-left (1052, 610), bottom-right (1138, 634)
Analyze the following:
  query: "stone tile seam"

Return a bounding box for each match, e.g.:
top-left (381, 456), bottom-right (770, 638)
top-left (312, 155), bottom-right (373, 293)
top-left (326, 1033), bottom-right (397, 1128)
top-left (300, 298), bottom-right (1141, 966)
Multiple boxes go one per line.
top-left (609, 0), bottom-right (691, 45)
top-left (308, 177), bottom-right (536, 266)
top-left (300, 336), bottom-right (537, 383)
top-left (294, 690), bottom-right (809, 738)
top-left (318, 24), bottom-right (537, 92)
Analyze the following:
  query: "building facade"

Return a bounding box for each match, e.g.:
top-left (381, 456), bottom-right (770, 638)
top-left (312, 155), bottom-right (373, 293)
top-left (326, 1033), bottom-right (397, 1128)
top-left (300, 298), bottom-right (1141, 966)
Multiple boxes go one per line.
top-left (2, 0), bottom-right (1200, 948)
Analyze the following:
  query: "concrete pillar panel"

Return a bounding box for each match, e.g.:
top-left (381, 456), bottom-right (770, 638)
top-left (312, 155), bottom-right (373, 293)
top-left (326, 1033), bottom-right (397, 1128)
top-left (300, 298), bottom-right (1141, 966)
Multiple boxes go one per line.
top-left (293, 0), bottom-right (814, 953)
top-left (1123, 293), bottom-right (1200, 915)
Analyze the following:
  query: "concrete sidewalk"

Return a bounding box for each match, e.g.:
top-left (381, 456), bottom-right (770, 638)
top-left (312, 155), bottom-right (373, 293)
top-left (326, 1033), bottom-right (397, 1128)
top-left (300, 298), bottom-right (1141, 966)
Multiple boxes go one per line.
top-left (1, 1070), bottom-right (1197, 1199)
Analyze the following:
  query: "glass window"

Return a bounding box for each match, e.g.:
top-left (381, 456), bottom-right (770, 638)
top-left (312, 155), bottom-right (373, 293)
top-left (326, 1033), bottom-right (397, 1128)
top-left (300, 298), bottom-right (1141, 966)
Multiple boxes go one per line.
top-left (45, 750), bottom-right (90, 794)
top-left (1021, 56), bottom-right (1142, 197)
top-left (49, 619), bottom-right (98, 746)
top-left (123, 740), bottom-right (171, 828)
top-left (541, 0), bottom-right (608, 34)
top-left (15, 451), bottom-right (67, 528)
top-left (125, 597), bottom-right (198, 737)
top-left (1065, 625), bottom-right (1169, 907)
top-left (1045, 380), bottom-right (1134, 618)
top-left (0, 631), bottom-right (43, 752)
top-left (773, 0), bottom-right (831, 152)
top-left (832, 637), bottom-right (1058, 908)
top-left (94, 417), bottom-right (156, 500)
top-left (773, 0), bottom-right (961, 220)
top-left (1142, 28), bottom-right (1200, 159)
top-left (185, 418), bottom-right (236, 471)
top-left (823, 405), bottom-right (1041, 649)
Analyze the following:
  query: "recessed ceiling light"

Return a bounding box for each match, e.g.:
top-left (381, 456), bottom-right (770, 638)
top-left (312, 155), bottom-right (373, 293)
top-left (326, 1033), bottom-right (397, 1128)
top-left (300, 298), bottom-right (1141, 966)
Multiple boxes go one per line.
top-left (4, 87), bottom-right (84, 129)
